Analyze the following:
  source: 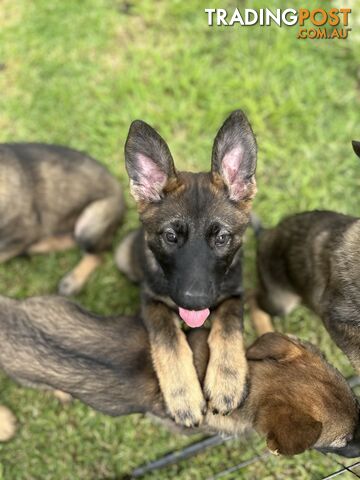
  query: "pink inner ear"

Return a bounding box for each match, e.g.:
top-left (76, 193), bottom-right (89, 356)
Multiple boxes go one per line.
top-left (221, 147), bottom-right (249, 201)
top-left (222, 147), bottom-right (244, 184)
top-left (131, 153), bottom-right (167, 201)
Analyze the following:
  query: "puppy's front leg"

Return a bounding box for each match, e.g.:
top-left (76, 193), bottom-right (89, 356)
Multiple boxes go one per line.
top-left (58, 253), bottom-right (101, 296)
top-left (143, 300), bottom-right (206, 427)
top-left (204, 297), bottom-right (248, 415)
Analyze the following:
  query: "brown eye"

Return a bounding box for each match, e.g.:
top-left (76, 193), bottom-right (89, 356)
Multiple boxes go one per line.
top-left (215, 233), bottom-right (230, 247)
top-left (164, 229), bottom-right (177, 244)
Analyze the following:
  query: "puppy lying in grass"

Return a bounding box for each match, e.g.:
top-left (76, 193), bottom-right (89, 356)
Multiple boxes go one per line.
top-left (0, 143), bottom-right (125, 295)
top-left (254, 141), bottom-right (360, 370)
top-left (0, 294), bottom-right (358, 457)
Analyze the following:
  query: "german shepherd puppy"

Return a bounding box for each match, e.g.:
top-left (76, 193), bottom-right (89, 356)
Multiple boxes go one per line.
top-left (0, 295), bottom-right (358, 458)
top-left (115, 110), bottom-right (257, 426)
top-left (0, 143), bottom-right (125, 295)
top-left (254, 140), bottom-right (360, 370)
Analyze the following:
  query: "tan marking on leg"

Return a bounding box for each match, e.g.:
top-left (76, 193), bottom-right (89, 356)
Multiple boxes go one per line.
top-left (58, 253), bottom-right (101, 296)
top-left (144, 302), bottom-right (205, 427)
top-left (0, 406), bottom-right (17, 441)
top-left (247, 292), bottom-right (274, 335)
top-left (28, 234), bottom-right (76, 254)
top-left (152, 334), bottom-right (205, 427)
top-left (204, 298), bottom-right (248, 415)
top-left (205, 326), bottom-right (248, 415)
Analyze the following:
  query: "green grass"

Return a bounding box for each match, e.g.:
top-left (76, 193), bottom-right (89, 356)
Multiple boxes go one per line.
top-left (0, 0), bottom-right (359, 478)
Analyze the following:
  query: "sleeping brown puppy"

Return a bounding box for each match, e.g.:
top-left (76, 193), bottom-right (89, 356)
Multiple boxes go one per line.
top-left (0, 294), bottom-right (358, 457)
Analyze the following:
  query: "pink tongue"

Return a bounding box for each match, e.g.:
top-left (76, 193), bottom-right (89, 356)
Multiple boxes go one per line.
top-left (178, 307), bottom-right (210, 328)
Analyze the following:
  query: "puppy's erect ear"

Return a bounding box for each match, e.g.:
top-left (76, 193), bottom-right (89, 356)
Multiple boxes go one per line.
top-left (352, 140), bottom-right (360, 159)
top-left (246, 332), bottom-right (302, 363)
top-left (264, 405), bottom-right (322, 455)
top-left (125, 120), bottom-right (177, 203)
top-left (211, 110), bottom-right (257, 202)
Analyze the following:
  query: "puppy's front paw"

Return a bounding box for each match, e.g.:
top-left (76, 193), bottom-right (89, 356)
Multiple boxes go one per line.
top-left (167, 387), bottom-right (206, 428)
top-left (204, 365), bottom-right (248, 415)
top-left (204, 333), bottom-right (248, 415)
top-left (0, 406), bottom-right (17, 442)
top-left (58, 273), bottom-right (81, 296)
top-left (58, 255), bottom-right (100, 296)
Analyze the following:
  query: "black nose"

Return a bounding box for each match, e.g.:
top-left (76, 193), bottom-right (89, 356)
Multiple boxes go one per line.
top-left (318, 442), bottom-right (360, 458)
top-left (175, 289), bottom-right (213, 310)
top-left (316, 431), bottom-right (360, 458)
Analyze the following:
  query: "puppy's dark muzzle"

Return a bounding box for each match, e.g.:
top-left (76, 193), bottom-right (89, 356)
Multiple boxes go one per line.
top-left (173, 290), bottom-right (214, 310)
top-left (317, 442), bottom-right (360, 458)
top-left (317, 420), bottom-right (360, 458)
top-left (170, 271), bottom-right (217, 310)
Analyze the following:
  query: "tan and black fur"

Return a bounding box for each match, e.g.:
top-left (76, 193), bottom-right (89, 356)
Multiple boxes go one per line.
top-left (0, 294), bottom-right (359, 458)
top-left (256, 210), bottom-right (360, 370)
top-left (115, 110), bottom-right (257, 426)
top-left (0, 143), bottom-right (125, 295)
top-left (254, 142), bottom-right (360, 370)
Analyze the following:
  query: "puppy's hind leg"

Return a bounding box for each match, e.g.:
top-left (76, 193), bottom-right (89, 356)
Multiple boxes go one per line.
top-left (58, 195), bottom-right (125, 296)
top-left (28, 234), bottom-right (76, 254)
top-left (74, 195), bottom-right (125, 252)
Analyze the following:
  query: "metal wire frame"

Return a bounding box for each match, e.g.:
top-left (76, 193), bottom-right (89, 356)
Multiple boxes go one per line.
top-left (321, 462), bottom-right (360, 480)
top-left (131, 435), bottom-right (233, 478)
top-left (129, 376), bottom-right (360, 479)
